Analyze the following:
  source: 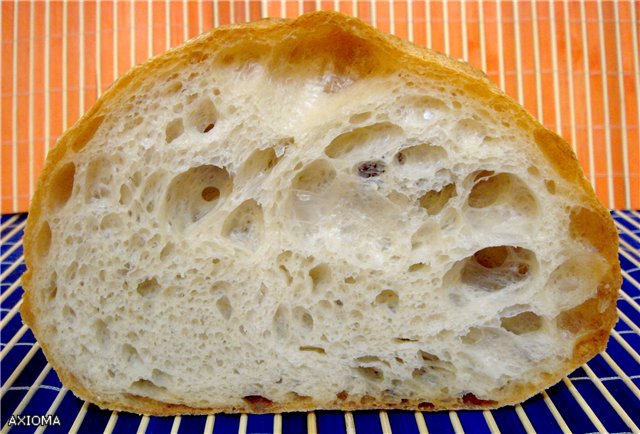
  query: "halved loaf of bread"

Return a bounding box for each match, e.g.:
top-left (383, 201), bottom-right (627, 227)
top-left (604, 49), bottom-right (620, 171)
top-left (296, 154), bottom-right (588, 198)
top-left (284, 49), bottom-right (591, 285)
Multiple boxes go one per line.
top-left (22, 11), bottom-right (620, 415)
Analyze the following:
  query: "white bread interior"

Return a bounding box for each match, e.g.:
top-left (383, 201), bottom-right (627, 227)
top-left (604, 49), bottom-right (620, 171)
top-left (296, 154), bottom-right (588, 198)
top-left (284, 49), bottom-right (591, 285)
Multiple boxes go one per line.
top-left (21, 12), bottom-right (620, 415)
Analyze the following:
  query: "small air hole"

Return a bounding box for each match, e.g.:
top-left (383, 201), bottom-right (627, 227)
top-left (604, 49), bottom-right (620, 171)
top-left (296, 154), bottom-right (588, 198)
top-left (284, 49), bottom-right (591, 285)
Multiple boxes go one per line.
top-left (357, 161), bottom-right (386, 178)
top-left (201, 186), bottom-right (220, 202)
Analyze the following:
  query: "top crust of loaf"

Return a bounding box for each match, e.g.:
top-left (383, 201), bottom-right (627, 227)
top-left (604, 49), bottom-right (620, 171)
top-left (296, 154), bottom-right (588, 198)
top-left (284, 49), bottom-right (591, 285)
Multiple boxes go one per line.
top-left (21, 11), bottom-right (620, 415)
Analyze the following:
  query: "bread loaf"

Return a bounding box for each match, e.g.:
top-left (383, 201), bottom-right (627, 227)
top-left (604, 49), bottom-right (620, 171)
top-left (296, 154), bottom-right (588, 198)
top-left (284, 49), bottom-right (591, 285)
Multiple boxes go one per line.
top-left (21, 11), bottom-right (620, 415)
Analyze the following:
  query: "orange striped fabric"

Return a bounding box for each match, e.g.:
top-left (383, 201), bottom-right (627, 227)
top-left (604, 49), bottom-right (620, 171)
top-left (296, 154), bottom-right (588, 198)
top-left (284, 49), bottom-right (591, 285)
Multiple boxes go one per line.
top-left (1, 0), bottom-right (638, 213)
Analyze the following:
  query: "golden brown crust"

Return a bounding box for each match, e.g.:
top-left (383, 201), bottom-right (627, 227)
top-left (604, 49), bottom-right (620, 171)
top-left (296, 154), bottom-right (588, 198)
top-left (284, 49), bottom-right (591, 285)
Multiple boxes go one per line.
top-left (21, 11), bottom-right (620, 415)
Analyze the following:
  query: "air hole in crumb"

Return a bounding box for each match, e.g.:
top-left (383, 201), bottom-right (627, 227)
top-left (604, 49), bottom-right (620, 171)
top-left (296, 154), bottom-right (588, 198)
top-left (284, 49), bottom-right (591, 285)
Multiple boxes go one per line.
top-left (122, 344), bottom-right (142, 365)
top-left (160, 243), bottom-right (174, 260)
top-left (325, 123), bottom-right (403, 158)
top-left (216, 296), bottom-right (232, 320)
top-left (130, 379), bottom-right (168, 396)
top-left (545, 180), bottom-right (556, 194)
top-left (299, 346), bottom-right (325, 354)
top-left (408, 263), bottom-right (426, 272)
top-left (374, 290), bottom-right (399, 311)
top-left (188, 98), bottom-right (218, 133)
top-left (273, 304), bottom-right (289, 338)
top-left (165, 118), bottom-right (184, 143)
top-left (238, 147), bottom-right (280, 181)
top-left (419, 183), bottom-right (457, 215)
top-left (447, 246), bottom-right (536, 292)
top-left (151, 369), bottom-right (173, 387)
top-left (93, 319), bottom-right (110, 347)
top-left (569, 206), bottom-right (616, 258)
top-left (394, 143), bottom-right (447, 165)
top-left (285, 391), bottom-right (312, 401)
top-left (349, 112), bottom-right (372, 124)
top-left (221, 199), bottom-right (264, 248)
top-left (100, 213), bottom-right (122, 231)
top-left (309, 263), bottom-right (332, 293)
top-left (164, 165), bottom-right (231, 230)
top-left (119, 184), bottom-right (132, 205)
top-left (357, 160), bottom-right (386, 178)
top-left (136, 278), bottom-right (161, 298)
top-left (354, 366), bottom-right (384, 382)
top-left (46, 286), bottom-right (58, 301)
top-left (63, 305), bottom-right (76, 319)
top-left (242, 395), bottom-right (273, 411)
top-left (72, 115), bottom-right (105, 151)
top-left (393, 337), bottom-right (417, 343)
top-left (48, 162), bottom-right (76, 210)
top-left (35, 222), bottom-right (52, 259)
top-left (201, 186), bottom-right (220, 202)
top-left (462, 393), bottom-right (497, 406)
top-left (293, 307), bottom-right (314, 331)
top-left (500, 311), bottom-right (543, 335)
top-left (467, 172), bottom-right (537, 216)
top-left (292, 160), bottom-right (336, 193)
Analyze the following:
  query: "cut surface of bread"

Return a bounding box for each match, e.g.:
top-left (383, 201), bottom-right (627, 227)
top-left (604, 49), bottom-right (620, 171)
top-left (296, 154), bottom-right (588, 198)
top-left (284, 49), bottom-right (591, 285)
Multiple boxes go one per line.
top-left (21, 11), bottom-right (620, 415)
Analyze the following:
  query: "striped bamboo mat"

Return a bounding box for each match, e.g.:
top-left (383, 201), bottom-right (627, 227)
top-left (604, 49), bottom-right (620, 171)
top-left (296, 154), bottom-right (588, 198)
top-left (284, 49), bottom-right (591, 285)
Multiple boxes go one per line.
top-left (1, 0), bottom-right (639, 213)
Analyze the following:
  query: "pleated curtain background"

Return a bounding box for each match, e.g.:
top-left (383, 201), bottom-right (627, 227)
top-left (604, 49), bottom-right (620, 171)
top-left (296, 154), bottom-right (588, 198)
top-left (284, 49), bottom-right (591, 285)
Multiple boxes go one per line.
top-left (1, 0), bottom-right (639, 214)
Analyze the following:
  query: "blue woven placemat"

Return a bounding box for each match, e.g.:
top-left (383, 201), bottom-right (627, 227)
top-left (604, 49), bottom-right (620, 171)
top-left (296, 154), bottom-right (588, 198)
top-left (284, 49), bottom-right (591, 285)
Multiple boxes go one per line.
top-left (1, 211), bottom-right (639, 434)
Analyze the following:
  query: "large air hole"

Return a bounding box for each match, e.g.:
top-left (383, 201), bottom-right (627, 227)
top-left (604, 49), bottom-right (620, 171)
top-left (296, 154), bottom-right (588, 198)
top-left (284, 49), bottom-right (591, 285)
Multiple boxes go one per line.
top-left (48, 162), bottom-right (76, 210)
top-left (221, 199), bottom-right (264, 248)
top-left (72, 115), bottom-right (105, 152)
top-left (292, 160), bottom-right (336, 193)
top-left (500, 311), bottom-right (543, 335)
top-left (467, 172), bottom-right (538, 216)
top-left (446, 246), bottom-right (537, 292)
top-left (34, 222), bottom-right (52, 259)
top-left (325, 122), bottom-right (403, 159)
top-left (163, 165), bottom-right (231, 230)
top-left (419, 183), bottom-right (457, 215)
top-left (238, 147), bottom-right (280, 183)
top-left (545, 253), bottom-right (608, 311)
top-left (394, 143), bottom-right (447, 165)
top-left (165, 118), bottom-right (184, 143)
top-left (188, 98), bottom-right (217, 133)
